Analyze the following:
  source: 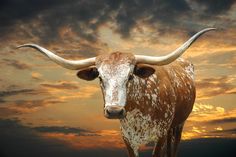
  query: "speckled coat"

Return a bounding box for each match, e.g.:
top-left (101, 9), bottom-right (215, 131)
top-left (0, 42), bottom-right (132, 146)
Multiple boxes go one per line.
top-left (120, 58), bottom-right (195, 157)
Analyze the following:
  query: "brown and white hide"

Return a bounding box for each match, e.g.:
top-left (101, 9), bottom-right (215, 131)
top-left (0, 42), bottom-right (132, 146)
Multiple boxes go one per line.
top-left (120, 58), bottom-right (195, 157)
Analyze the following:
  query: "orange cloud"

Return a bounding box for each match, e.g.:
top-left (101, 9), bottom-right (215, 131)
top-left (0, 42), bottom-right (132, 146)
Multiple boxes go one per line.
top-left (31, 72), bottom-right (43, 80)
top-left (41, 129), bottom-right (125, 150)
top-left (182, 103), bottom-right (236, 139)
top-left (195, 75), bottom-right (236, 100)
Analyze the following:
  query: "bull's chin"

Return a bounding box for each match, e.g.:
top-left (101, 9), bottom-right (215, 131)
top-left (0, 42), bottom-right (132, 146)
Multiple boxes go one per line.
top-left (104, 114), bottom-right (126, 119)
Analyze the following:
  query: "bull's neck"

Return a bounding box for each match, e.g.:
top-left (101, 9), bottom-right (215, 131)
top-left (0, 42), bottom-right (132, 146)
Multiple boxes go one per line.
top-left (125, 76), bottom-right (153, 112)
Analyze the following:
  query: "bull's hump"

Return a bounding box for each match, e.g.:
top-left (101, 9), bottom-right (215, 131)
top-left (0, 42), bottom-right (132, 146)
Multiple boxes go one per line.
top-left (170, 58), bottom-right (194, 79)
top-left (175, 58), bottom-right (194, 80)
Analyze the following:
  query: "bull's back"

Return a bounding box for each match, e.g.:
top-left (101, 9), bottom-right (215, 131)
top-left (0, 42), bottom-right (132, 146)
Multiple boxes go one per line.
top-left (155, 58), bottom-right (196, 126)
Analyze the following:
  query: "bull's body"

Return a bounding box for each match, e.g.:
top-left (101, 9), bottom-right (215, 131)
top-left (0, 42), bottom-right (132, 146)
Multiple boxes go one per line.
top-left (17, 28), bottom-right (214, 157)
top-left (121, 58), bottom-right (195, 157)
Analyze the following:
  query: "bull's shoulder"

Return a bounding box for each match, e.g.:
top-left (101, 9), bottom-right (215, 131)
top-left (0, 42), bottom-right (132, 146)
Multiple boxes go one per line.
top-left (152, 58), bottom-right (194, 80)
top-left (172, 58), bottom-right (194, 80)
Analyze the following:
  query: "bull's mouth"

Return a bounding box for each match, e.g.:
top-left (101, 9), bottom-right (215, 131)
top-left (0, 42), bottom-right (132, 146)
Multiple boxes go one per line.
top-left (104, 106), bottom-right (126, 119)
top-left (104, 113), bottom-right (126, 119)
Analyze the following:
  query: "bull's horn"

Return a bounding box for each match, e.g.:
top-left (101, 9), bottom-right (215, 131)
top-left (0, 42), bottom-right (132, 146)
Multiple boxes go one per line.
top-left (17, 44), bottom-right (96, 70)
top-left (135, 28), bottom-right (216, 65)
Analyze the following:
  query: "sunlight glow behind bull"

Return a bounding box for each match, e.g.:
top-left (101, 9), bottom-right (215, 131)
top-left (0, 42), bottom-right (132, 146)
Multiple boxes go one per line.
top-left (17, 28), bottom-right (215, 157)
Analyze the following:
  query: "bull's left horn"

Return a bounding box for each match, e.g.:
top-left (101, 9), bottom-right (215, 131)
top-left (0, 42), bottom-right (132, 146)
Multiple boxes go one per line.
top-left (135, 28), bottom-right (216, 65)
top-left (17, 44), bottom-right (96, 70)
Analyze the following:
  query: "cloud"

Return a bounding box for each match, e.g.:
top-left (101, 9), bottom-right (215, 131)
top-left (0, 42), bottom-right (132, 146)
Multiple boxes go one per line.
top-left (0, 89), bottom-right (34, 97)
top-left (0, 98), bottom-right (65, 117)
top-left (40, 129), bottom-right (125, 150)
top-left (0, 89), bottom-right (34, 103)
top-left (0, 0), bottom-right (109, 43)
top-left (1, 0), bottom-right (235, 45)
top-left (33, 126), bottom-right (99, 136)
top-left (208, 117), bottom-right (236, 124)
top-left (212, 128), bottom-right (236, 135)
top-left (190, 50), bottom-right (236, 66)
top-left (0, 107), bottom-right (21, 116)
top-left (9, 99), bottom-right (64, 112)
top-left (195, 75), bottom-right (236, 99)
top-left (0, 118), bottom-right (235, 157)
top-left (190, 0), bottom-right (236, 14)
top-left (0, 118), bottom-right (127, 157)
top-left (189, 103), bottom-right (236, 123)
top-left (0, 0), bottom-right (235, 65)
top-left (1, 58), bottom-right (31, 70)
top-left (182, 103), bottom-right (236, 139)
top-left (31, 72), bottom-right (43, 81)
top-left (41, 84), bottom-right (100, 100)
top-left (40, 81), bottom-right (78, 90)
top-left (206, 127), bottom-right (236, 139)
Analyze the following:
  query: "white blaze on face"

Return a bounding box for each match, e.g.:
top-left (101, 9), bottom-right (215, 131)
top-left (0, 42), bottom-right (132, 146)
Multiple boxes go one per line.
top-left (98, 63), bottom-right (134, 107)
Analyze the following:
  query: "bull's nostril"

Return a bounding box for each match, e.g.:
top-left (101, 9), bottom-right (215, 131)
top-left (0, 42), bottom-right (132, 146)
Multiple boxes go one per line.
top-left (104, 106), bottom-right (126, 119)
top-left (119, 109), bottom-right (124, 115)
top-left (106, 109), bottom-right (111, 115)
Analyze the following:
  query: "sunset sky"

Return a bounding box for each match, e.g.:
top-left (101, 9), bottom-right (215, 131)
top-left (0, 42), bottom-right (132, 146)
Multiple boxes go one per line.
top-left (0, 0), bottom-right (235, 157)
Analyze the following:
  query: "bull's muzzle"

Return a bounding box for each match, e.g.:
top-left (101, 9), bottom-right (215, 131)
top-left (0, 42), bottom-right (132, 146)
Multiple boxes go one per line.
top-left (104, 105), bottom-right (126, 119)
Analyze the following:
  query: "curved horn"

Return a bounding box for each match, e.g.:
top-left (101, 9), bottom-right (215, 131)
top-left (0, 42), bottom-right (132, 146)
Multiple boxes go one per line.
top-left (17, 44), bottom-right (96, 70)
top-left (135, 28), bottom-right (216, 65)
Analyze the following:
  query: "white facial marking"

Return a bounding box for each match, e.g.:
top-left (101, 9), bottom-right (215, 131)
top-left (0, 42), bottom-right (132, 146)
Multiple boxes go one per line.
top-left (98, 63), bottom-right (134, 107)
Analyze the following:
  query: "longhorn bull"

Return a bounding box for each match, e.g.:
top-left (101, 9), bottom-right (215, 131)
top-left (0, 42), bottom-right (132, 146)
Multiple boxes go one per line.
top-left (17, 28), bottom-right (215, 157)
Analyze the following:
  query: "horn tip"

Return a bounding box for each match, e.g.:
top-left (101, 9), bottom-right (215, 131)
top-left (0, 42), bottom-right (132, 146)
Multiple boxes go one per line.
top-left (204, 27), bottom-right (217, 31)
top-left (16, 43), bottom-right (37, 49)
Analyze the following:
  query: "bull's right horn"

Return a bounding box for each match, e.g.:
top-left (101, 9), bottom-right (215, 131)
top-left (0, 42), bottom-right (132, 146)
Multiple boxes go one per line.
top-left (135, 28), bottom-right (216, 65)
top-left (17, 44), bottom-right (96, 70)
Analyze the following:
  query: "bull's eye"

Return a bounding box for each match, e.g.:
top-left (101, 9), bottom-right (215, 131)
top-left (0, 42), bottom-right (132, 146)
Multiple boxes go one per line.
top-left (128, 75), bottom-right (134, 81)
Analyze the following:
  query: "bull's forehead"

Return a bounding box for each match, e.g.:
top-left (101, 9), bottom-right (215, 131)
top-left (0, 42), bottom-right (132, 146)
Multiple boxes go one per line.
top-left (95, 52), bottom-right (136, 78)
top-left (96, 52), bottom-right (136, 106)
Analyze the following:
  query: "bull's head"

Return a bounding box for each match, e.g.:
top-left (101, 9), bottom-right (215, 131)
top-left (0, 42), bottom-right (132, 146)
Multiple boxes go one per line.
top-left (17, 28), bottom-right (215, 119)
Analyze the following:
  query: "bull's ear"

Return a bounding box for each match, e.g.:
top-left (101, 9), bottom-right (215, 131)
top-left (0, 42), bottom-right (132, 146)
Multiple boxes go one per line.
top-left (134, 65), bottom-right (155, 78)
top-left (77, 67), bottom-right (99, 81)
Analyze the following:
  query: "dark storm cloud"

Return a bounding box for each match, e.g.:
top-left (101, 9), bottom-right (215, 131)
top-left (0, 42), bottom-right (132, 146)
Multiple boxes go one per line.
top-left (40, 82), bottom-right (78, 90)
top-left (0, 89), bottom-right (34, 103)
top-left (0, 0), bottom-right (113, 43)
top-left (0, 87), bottom-right (64, 115)
top-left (0, 119), bottom-right (126, 157)
top-left (2, 59), bottom-right (31, 70)
top-left (1, 0), bottom-right (235, 43)
top-left (0, 99), bottom-right (64, 116)
top-left (195, 75), bottom-right (236, 98)
top-left (0, 89), bottom-right (34, 97)
top-left (0, 118), bottom-right (236, 157)
top-left (33, 126), bottom-right (99, 136)
top-left (208, 117), bottom-right (236, 124)
top-left (190, 50), bottom-right (236, 65)
top-left (212, 128), bottom-right (236, 134)
top-left (13, 99), bottom-right (64, 109)
top-left (0, 107), bottom-right (21, 116)
top-left (114, 0), bottom-right (191, 37)
top-left (208, 128), bottom-right (236, 138)
top-left (196, 76), bottom-right (231, 88)
top-left (192, 0), bottom-right (236, 14)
